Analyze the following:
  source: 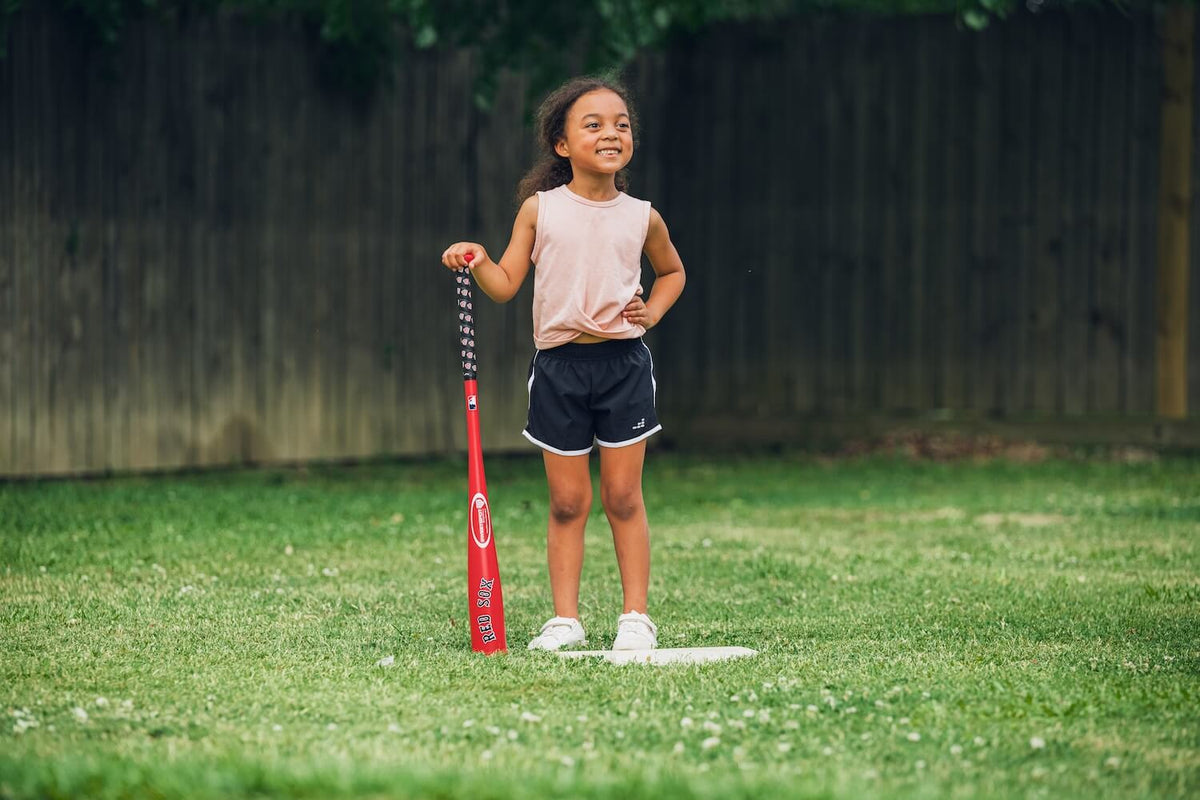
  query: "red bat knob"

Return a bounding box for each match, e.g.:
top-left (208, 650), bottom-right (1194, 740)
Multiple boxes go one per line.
top-left (464, 253), bottom-right (475, 264)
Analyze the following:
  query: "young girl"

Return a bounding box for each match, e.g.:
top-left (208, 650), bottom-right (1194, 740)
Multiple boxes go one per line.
top-left (441, 76), bottom-right (685, 652)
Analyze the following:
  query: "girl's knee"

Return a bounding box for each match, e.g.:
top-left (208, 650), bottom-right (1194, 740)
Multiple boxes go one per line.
top-left (549, 489), bottom-right (592, 524)
top-left (601, 484), bottom-right (643, 522)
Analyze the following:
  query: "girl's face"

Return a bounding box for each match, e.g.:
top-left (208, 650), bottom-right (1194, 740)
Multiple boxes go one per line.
top-left (554, 89), bottom-right (633, 178)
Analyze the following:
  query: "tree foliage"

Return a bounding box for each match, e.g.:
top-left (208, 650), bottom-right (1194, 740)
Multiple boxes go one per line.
top-left (1, 0), bottom-right (1150, 102)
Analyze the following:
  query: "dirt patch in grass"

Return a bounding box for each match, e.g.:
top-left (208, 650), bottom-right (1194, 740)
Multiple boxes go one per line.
top-left (974, 512), bottom-right (1072, 527)
top-left (838, 430), bottom-right (1164, 464)
top-left (840, 431), bottom-right (1058, 462)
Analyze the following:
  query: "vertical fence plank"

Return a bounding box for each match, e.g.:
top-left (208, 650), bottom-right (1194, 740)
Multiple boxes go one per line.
top-left (969, 24), bottom-right (1002, 413)
top-left (1191, 5), bottom-right (1200, 415)
top-left (1062, 13), bottom-right (1098, 415)
top-left (0, 20), bottom-right (11, 472)
top-left (788, 21), bottom-right (822, 414)
top-left (1089, 16), bottom-right (1128, 414)
top-left (881, 16), bottom-right (912, 412)
top-left (925, 18), bottom-right (952, 410)
top-left (998, 18), bottom-right (1036, 414)
top-left (8, 11), bottom-right (35, 473)
top-left (1030, 18), bottom-right (1066, 413)
top-left (943, 20), bottom-right (972, 412)
top-left (910, 18), bottom-right (933, 412)
top-left (1126, 14), bottom-right (1161, 414)
top-left (821, 19), bottom-right (848, 414)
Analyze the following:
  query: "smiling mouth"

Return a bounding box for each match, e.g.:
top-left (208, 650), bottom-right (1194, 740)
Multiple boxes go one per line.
top-left (597, 149), bottom-right (621, 156)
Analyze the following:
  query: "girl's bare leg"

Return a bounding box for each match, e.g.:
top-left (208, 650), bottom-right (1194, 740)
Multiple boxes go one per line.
top-left (598, 440), bottom-right (650, 614)
top-left (542, 450), bottom-right (592, 619)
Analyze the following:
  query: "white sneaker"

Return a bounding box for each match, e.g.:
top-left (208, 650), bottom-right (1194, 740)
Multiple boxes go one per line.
top-left (612, 611), bottom-right (657, 650)
top-left (527, 617), bottom-right (587, 651)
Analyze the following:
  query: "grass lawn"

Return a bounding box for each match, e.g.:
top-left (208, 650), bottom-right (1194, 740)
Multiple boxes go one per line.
top-left (1, 450), bottom-right (1198, 799)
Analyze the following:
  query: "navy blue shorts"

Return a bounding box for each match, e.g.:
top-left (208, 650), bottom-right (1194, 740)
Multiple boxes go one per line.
top-left (522, 338), bottom-right (662, 456)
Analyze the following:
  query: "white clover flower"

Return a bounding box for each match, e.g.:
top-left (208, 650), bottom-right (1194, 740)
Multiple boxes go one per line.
top-left (950, 744), bottom-right (963, 755)
top-left (672, 741), bottom-right (685, 755)
top-left (520, 711), bottom-right (542, 723)
top-left (376, 656), bottom-right (395, 667)
top-left (1030, 736), bottom-right (1046, 750)
top-left (680, 717), bottom-right (694, 728)
top-left (777, 742), bottom-right (792, 753)
top-left (907, 732), bottom-right (921, 742)
top-left (701, 737), bottom-right (721, 750)
top-left (703, 720), bottom-right (722, 734)
top-left (94, 697), bottom-right (108, 707)
top-left (974, 736), bottom-right (986, 746)
top-left (71, 707), bottom-right (89, 723)
top-left (560, 756), bottom-right (575, 767)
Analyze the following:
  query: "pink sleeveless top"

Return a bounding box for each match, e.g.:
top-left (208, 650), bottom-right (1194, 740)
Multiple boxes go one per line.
top-left (530, 185), bottom-right (652, 350)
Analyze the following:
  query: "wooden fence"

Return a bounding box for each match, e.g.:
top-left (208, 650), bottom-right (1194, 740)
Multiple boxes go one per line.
top-left (1, 6), bottom-right (1196, 476)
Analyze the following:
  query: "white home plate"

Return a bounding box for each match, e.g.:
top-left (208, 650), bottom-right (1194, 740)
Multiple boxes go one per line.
top-left (556, 646), bottom-right (757, 665)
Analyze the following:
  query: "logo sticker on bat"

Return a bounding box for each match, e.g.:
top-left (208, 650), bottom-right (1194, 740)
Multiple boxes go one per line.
top-left (467, 394), bottom-right (478, 410)
top-left (469, 492), bottom-right (492, 549)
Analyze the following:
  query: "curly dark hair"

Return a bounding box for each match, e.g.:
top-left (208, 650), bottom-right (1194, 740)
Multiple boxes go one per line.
top-left (516, 75), bottom-right (639, 203)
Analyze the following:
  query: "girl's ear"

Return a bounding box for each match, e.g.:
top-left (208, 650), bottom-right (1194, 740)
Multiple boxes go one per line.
top-left (554, 138), bottom-right (569, 158)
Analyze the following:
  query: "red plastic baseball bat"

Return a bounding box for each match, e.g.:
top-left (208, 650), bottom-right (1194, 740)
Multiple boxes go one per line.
top-left (456, 253), bottom-right (507, 654)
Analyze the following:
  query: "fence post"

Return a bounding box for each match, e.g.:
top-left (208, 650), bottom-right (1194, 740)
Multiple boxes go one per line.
top-left (1156, 4), bottom-right (1194, 419)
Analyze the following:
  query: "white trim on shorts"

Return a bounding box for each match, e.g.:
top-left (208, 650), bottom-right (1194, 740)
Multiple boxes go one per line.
top-left (526, 351), bottom-right (539, 407)
top-left (642, 341), bottom-right (657, 402)
top-left (595, 424), bottom-right (663, 449)
top-left (522, 429), bottom-right (594, 456)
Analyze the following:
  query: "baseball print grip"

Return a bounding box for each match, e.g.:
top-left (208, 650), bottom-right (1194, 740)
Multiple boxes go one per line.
top-left (456, 268), bottom-right (476, 379)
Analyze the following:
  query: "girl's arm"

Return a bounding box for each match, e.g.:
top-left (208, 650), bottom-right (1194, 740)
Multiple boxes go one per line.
top-left (623, 208), bottom-right (685, 329)
top-left (441, 196), bottom-right (538, 303)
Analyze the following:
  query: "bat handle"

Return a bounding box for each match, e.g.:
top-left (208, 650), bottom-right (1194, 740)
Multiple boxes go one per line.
top-left (456, 254), bottom-right (476, 380)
